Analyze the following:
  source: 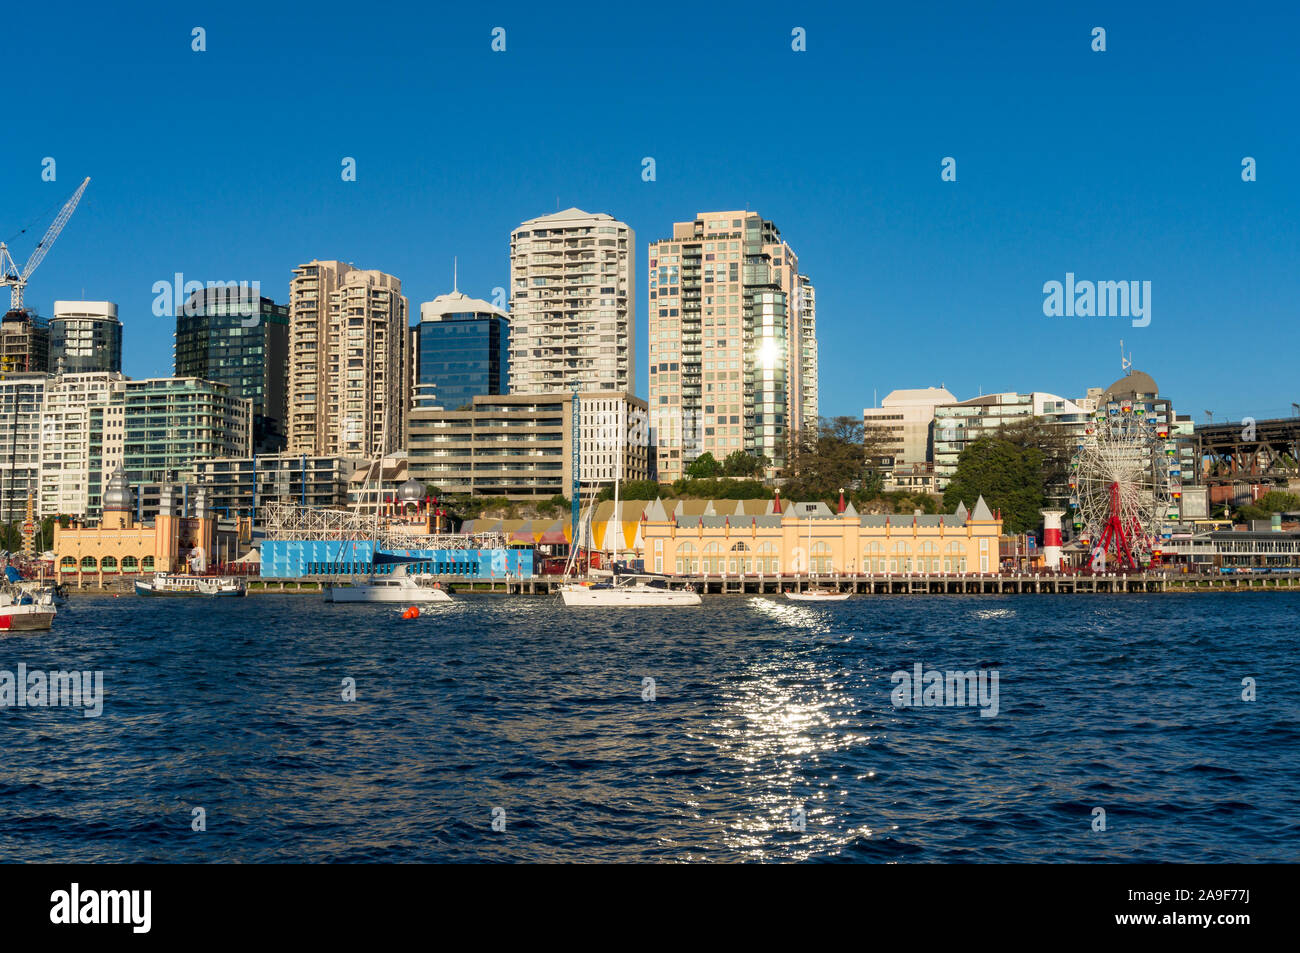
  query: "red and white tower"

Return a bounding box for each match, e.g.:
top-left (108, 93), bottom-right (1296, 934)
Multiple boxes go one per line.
top-left (1040, 509), bottom-right (1065, 571)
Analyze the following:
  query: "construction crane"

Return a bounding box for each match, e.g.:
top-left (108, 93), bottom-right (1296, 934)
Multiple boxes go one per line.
top-left (0, 176), bottom-right (90, 312)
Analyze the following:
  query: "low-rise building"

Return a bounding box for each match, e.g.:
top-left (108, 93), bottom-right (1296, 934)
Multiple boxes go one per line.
top-left (192, 453), bottom-right (358, 521)
top-left (581, 494), bottom-right (1004, 575)
top-left (52, 468), bottom-right (235, 585)
top-left (406, 391), bottom-right (650, 499)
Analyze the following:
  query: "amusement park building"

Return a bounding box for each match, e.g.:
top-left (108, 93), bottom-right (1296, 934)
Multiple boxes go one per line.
top-left (51, 468), bottom-right (234, 584)
top-left (574, 494), bottom-right (1005, 575)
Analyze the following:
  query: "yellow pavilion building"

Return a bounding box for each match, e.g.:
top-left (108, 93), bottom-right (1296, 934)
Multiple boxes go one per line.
top-left (578, 493), bottom-right (1004, 576)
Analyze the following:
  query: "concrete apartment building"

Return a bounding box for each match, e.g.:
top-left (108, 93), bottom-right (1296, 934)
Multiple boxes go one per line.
top-left (863, 387), bottom-right (958, 468)
top-left (508, 209), bottom-right (635, 395)
top-left (2, 372), bottom-right (250, 521)
top-left (647, 211), bottom-right (817, 482)
top-left (37, 372), bottom-right (126, 518)
top-left (0, 374), bottom-right (46, 523)
top-left (288, 260), bottom-right (408, 458)
top-left (797, 277), bottom-right (818, 426)
top-left (50, 301), bottom-right (123, 374)
top-left (406, 392), bottom-right (650, 500)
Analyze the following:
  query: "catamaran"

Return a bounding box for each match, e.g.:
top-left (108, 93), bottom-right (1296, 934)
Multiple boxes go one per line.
top-left (561, 572), bottom-right (701, 606)
top-left (557, 401), bottom-right (700, 607)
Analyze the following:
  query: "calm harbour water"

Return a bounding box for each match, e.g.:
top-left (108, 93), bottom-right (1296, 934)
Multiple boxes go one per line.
top-left (2, 591), bottom-right (1297, 863)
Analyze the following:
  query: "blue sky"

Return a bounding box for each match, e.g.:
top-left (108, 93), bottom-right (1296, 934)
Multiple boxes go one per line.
top-left (4, 1), bottom-right (1297, 421)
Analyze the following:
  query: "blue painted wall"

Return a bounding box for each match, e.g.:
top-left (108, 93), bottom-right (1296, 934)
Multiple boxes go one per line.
top-left (260, 540), bottom-right (532, 579)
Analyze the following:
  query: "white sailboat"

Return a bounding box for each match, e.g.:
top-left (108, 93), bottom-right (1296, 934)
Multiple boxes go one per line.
top-left (558, 401), bottom-right (700, 607)
top-left (784, 587), bottom-right (850, 602)
top-left (784, 497), bottom-right (850, 601)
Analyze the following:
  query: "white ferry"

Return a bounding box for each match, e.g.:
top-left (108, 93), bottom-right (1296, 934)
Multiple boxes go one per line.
top-left (135, 573), bottom-right (247, 597)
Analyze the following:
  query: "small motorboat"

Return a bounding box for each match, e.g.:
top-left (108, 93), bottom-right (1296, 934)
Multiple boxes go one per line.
top-left (783, 587), bottom-right (851, 602)
top-left (324, 565), bottom-right (452, 603)
top-left (0, 590), bottom-right (57, 632)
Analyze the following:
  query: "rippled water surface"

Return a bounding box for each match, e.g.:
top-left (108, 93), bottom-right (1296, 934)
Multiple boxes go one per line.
top-left (2, 592), bottom-right (1297, 862)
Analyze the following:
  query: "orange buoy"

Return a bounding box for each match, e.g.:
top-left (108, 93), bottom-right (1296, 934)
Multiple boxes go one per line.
top-left (402, 605), bottom-right (420, 619)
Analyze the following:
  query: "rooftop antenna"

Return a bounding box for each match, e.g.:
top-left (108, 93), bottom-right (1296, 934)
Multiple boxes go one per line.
top-left (1204, 410), bottom-right (1214, 425)
top-left (452, 256), bottom-right (458, 293)
top-left (1120, 339), bottom-right (1132, 374)
top-left (1292, 402), bottom-right (1299, 417)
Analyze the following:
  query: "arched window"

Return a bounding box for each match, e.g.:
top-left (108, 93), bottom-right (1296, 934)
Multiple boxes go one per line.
top-left (728, 540), bottom-right (751, 574)
top-left (59, 555), bottom-right (76, 572)
top-left (756, 540), bottom-right (779, 574)
top-left (675, 541), bottom-right (698, 575)
top-left (121, 555), bottom-right (138, 571)
top-left (944, 541), bottom-right (967, 573)
top-left (80, 555), bottom-right (97, 570)
top-left (890, 540), bottom-right (910, 572)
top-left (811, 540), bottom-right (833, 574)
top-left (864, 541), bottom-right (885, 574)
top-left (142, 555), bottom-right (155, 570)
top-left (100, 555), bottom-right (118, 572)
top-left (702, 541), bottom-right (724, 574)
top-left (917, 540), bottom-right (939, 573)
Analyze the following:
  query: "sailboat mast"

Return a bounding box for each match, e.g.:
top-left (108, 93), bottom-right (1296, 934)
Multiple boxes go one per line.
top-left (613, 402), bottom-right (622, 569)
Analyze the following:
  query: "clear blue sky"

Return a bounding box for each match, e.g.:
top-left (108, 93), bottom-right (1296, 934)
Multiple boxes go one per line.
top-left (4, 1), bottom-right (1296, 422)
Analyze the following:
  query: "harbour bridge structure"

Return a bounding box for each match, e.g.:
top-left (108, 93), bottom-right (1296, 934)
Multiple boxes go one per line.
top-left (1070, 403), bottom-right (1177, 570)
top-left (1194, 417), bottom-right (1300, 487)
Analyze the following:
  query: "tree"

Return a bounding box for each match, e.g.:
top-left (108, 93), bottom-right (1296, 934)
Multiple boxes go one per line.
top-left (596, 480), bottom-right (661, 502)
top-left (943, 434), bottom-right (1046, 534)
top-left (782, 415), bottom-right (888, 501)
top-left (1235, 490), bottom-right (1300, 522)
top-left (720, 450), bottom-right (766, 478)
top-left (685, 452), bottom-right (720, 479)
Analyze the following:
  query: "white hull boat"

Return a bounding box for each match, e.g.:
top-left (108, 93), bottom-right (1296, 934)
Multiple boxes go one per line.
top-left (136, 573), bottom-right (246, 597)
top-left (560, 575), bottom-right (701, 607)
top-left (0, 594), bottom-right (57, 632)
top-left (783, 588), bottom-right (851, 602)
top-left (324, 567), bottom-right (452, 604)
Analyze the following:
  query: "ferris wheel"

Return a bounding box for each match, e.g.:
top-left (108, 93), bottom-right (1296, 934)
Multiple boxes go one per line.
top-left (1069, 404), bottom-right (1176, 570)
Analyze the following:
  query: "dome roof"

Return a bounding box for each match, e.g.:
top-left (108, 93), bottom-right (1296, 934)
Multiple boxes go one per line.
top-left (1105, 370), bottom-right (1159, 399)
top-left (103, 466), bottom-right (131, 510)
top-left (397, 477), bottom-right (426, 503)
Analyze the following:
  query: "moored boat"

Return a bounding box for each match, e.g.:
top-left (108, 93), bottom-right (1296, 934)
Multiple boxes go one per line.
top-left (324, 565), bottom-right (452, 603)
top-left (135, 573), bottom-right (247, 597)
top-left (559, 574), bottom-right (701, 607)
top-left (783, 587), bottom-right (851, 602)
top-left (0, 591), bottom-right (57, 631)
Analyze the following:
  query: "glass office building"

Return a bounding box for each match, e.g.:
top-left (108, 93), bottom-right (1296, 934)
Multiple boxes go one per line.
top-left (175, 288), bottom-right (289, 452)
top-left (413, 291), bottom-right (509, 410)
